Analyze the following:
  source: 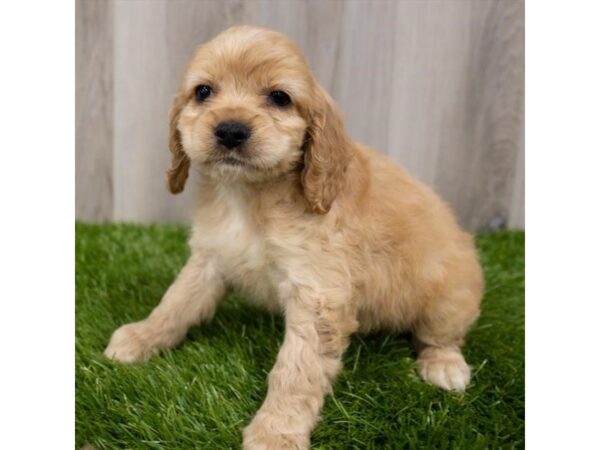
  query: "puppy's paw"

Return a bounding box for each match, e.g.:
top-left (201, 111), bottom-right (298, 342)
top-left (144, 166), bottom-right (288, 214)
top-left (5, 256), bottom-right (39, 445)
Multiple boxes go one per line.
top-left (417, 347), bottom-right (471, 392)
top-left (104, 322), bottom-right (159, 363)
top-left (243, 418), bottom-right (309, 450)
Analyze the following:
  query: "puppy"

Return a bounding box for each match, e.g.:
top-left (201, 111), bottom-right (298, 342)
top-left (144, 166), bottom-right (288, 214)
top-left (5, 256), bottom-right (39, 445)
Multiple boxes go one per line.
top-left (105, 26), bottom-right (484, 450)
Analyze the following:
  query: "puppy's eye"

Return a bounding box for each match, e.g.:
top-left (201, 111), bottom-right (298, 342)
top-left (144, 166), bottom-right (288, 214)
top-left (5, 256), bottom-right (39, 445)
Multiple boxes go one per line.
top-left (268, 90), bottom-right (291, 107)
top-left (195, 85), bottom-right (212, 103)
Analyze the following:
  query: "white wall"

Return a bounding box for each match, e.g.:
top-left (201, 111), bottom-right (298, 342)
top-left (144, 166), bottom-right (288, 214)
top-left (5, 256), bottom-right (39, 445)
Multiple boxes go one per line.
top-left (76, 0), bottom-right (524, 230)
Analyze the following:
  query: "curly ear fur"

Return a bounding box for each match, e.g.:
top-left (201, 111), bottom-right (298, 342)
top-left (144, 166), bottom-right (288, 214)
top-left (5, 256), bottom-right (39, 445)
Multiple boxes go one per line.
top-left (301, 86), bottom-right (353, 214)
top-left (166, 93), bottom-right (190, 194)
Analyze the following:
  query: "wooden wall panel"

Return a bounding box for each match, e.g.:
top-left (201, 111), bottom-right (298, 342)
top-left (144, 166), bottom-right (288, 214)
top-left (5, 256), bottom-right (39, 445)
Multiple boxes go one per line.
top-left (76, 0), bottom-right (525, 230)
top-left (431, 0), bottom-right (525, 230)
top-left (75, 0), bottom-right (113, 222)
top-left (112, 0), bottom-right (184, 222)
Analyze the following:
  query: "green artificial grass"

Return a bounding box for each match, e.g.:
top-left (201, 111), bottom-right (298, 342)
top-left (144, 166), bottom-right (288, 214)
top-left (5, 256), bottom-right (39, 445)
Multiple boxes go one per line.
top-left (76, 224), bottom-right (524, 450)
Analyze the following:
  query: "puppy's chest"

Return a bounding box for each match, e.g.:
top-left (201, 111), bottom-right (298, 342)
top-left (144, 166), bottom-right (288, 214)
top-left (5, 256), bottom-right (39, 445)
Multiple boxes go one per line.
top-left (195, 201), bottom-right (287, 304)
top-left (219, 214), bottom-right (270, 274)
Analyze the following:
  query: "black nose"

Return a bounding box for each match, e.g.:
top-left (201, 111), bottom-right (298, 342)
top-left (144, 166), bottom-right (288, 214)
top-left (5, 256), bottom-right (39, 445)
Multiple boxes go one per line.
top-left (214, 121), bottom-right (251, 149)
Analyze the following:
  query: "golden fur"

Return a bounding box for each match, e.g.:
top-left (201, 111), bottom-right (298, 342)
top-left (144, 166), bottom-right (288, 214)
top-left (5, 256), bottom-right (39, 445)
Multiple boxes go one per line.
top-left (105, 26), bottom-right (483, 450)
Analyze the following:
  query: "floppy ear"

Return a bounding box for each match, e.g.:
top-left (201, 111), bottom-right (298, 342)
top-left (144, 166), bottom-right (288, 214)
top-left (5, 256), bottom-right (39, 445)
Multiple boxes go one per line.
top-left (166, 93), bottom-right (190, 194)
top-left (301, 85), bottom-right (352, 214)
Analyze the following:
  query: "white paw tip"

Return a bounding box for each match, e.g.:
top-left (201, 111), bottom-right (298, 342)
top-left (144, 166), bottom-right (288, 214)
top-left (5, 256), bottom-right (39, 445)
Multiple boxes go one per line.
top-left (418, 355), bottom-right (471, 392)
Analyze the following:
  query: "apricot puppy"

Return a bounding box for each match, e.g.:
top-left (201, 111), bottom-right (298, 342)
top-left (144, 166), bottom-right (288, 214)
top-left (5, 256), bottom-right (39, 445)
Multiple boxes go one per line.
top-left (105, 26), bottom-right (483, 449)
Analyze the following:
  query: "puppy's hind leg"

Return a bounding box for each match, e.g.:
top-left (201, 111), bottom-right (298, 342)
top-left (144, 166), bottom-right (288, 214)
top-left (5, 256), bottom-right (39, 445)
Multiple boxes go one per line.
top-left (414, 286), bottom-right (481, 392)
top-left (104, 252), bottom-right (225, 363)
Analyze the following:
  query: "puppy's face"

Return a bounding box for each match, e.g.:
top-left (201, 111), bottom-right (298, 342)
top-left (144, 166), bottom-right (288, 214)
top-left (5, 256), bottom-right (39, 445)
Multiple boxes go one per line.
top-left (168, 26), bottom-right (352, 214)
top-left (172, 27), bottom-right (313, 183)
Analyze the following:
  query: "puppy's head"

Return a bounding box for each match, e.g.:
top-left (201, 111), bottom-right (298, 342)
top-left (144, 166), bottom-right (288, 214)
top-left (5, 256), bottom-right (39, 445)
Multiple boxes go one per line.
top-left (168, 26), bottom-right (352, 214)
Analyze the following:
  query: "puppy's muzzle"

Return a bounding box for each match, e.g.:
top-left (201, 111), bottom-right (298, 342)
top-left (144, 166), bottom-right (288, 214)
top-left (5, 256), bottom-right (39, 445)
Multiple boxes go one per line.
top-left (214, 121), bottom-right (251, 149)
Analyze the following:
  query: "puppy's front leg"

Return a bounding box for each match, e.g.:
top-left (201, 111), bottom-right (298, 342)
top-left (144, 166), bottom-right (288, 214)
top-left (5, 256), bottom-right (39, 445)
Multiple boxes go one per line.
top-left (104, 252), bottom-right (224, 363)
top-left (243, 287), bottom-right (357, 450)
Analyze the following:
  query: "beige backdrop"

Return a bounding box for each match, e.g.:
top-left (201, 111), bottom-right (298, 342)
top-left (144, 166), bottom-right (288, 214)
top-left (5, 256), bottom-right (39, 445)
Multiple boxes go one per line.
top-left (76, 0), bottom-right (524, 231)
